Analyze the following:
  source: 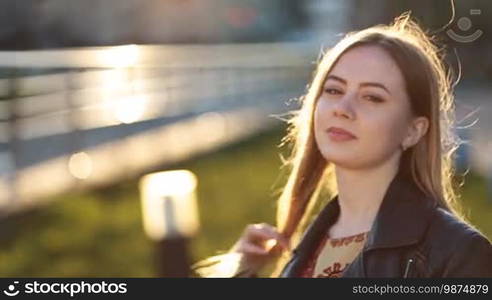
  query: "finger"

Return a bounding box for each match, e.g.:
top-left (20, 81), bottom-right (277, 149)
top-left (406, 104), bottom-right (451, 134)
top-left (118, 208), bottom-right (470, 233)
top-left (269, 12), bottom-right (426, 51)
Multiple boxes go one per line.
top-left (254, 225), bottom-right (290, 251)
top-left (264, 239), bottom-right (291, 257)
top-left (265, 233), bottom-right (290, 251)
top-left (247, 224), bottom-right (290, 251)
top-left (246, 224), bottom-right (283, 242)
top-left (268, 242), bottom-right (286, 257)
top-left (238, 243), bottom-right (269, 256)
top-left (264, 238), bottom-right (278, 252)
top-left (246, 224), bottom-right (277, 241)
top-left (256, 224), bottom-right (290, 246)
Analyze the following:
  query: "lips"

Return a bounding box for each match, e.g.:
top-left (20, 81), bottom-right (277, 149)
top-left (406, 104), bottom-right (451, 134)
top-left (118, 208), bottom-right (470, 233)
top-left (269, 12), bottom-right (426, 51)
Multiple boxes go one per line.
top-left (326, 127), bottom-right (356, 141)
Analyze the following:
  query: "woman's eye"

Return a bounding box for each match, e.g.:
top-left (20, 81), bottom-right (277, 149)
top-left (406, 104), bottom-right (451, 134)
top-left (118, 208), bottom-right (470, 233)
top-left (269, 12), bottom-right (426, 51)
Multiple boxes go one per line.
top-left (324, 88), bottom-right (342, 95)
top-left (364, 95), bottom-right (384, 103)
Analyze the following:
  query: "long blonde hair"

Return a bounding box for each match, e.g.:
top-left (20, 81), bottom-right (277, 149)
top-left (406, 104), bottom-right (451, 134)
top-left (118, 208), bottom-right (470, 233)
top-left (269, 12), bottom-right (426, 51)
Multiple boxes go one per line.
top-left (271, 12), bottom-right (468, 276)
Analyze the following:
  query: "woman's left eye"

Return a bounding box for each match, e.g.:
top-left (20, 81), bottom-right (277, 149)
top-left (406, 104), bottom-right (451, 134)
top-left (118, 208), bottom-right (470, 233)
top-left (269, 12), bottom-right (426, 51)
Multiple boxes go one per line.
top-left (364, 95), bottom-right (384, 103)
top-left (324, 88), bottom-right (342, 95)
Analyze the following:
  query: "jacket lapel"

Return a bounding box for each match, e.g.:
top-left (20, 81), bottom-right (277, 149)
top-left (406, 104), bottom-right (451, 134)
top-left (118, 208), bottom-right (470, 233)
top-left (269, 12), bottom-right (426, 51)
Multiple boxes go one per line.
top-left (279, 196), bottom-right (340, 277)
top-left (362, 170), bottom-right (438, 252)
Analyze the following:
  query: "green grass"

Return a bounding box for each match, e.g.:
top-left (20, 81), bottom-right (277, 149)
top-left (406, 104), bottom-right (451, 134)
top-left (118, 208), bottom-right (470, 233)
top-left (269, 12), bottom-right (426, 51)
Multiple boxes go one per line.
top-left (0, 187), bottom-right (153, 277)
top-left (0, 125), bottom-right (490, 277)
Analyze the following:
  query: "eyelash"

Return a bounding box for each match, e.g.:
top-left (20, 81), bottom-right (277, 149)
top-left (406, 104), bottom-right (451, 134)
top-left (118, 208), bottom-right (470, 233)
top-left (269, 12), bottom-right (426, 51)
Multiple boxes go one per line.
top-left (364, 95), bottom-right (384, 103)
top-left (323, 88), bottom-right (384, 103)
top-left (324, 88), bottom-right (342, 95)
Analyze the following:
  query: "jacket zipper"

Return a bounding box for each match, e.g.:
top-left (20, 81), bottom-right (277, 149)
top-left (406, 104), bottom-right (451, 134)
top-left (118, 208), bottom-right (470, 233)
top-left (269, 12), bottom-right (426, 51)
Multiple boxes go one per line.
top-left (403, 258), bottom-right (414, 278)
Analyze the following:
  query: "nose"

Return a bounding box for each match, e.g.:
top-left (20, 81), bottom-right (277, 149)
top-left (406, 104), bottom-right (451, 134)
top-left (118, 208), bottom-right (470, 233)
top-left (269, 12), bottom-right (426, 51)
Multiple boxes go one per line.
top-left (332, 94), bottom-right (355, 120)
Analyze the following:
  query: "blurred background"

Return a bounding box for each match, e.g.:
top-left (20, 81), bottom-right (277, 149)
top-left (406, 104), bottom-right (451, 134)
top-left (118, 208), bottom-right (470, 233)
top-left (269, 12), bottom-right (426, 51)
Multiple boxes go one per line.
top-left (0, 0), bottom-right (490, 277)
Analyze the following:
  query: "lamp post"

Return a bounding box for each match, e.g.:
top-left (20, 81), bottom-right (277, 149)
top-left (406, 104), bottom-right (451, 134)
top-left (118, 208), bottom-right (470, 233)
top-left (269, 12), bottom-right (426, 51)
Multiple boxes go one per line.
top-left (139, 170), bottom-right (199, 277)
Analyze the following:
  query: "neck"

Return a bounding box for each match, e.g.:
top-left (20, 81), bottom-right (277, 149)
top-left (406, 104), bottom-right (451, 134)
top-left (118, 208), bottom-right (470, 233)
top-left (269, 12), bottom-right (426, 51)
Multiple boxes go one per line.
top-left (334, 157), bottom-right (401, 232)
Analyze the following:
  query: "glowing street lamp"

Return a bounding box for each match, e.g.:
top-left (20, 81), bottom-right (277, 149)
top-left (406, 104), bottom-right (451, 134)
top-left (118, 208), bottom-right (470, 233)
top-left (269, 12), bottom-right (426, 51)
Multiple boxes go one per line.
top-left (139, 170), bottom-right (200, 277)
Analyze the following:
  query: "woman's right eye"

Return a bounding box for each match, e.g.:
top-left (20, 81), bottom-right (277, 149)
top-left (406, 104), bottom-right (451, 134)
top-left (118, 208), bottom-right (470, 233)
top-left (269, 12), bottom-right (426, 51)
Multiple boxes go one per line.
top-left (324, 88), bottom-right (342, 95)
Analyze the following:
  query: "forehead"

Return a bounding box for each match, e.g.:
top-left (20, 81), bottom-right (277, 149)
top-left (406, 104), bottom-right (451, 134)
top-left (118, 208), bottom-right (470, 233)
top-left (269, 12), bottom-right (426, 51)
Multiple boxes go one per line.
top-left (327, 45), bottom-right (406, 90)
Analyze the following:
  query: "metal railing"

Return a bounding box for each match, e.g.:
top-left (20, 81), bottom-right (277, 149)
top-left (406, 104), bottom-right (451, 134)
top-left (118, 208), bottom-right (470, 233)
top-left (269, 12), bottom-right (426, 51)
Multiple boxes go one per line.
top-left (0, 43), bottom-right (316, 215)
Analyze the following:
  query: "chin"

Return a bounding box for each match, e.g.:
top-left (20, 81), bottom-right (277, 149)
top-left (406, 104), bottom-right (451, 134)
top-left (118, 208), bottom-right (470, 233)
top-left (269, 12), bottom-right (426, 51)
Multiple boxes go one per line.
top-left (320, 149), bottom-right (373, 170)
top-left (320, 150), bottom-right (353, 165)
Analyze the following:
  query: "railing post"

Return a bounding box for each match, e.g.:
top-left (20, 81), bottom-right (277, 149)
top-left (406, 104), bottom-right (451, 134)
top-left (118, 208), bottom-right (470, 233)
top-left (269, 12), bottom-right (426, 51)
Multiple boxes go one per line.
top-left (6, 69), bottom-right (20, 206)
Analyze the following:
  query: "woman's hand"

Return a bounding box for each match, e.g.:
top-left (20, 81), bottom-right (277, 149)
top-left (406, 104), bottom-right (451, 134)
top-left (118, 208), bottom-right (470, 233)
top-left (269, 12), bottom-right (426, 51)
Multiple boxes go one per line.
top-left (229, 223), bottom-right (290, 275)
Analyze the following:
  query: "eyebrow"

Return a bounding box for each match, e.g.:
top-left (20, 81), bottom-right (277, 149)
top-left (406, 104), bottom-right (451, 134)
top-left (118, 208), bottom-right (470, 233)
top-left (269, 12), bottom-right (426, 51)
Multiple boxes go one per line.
top-left (325, 75), bottom-right (392, 95)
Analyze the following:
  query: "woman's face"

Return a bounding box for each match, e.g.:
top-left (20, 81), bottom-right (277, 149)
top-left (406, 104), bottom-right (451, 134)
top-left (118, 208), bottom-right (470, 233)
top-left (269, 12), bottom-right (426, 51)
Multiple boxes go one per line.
top-left (314, 45), bottom-right (426, 170)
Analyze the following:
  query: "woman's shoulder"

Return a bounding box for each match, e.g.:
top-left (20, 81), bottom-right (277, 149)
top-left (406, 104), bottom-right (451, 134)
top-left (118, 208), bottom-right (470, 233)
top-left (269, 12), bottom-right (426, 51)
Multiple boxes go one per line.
top-left (422, 206), bottom-right (492, 277)
top-left (426, 206), bottom-right (491, 245)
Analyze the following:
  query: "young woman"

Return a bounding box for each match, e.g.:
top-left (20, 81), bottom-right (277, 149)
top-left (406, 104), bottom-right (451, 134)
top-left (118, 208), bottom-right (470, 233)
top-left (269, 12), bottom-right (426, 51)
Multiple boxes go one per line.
top-left (193, 13), bottom-right (492, 278)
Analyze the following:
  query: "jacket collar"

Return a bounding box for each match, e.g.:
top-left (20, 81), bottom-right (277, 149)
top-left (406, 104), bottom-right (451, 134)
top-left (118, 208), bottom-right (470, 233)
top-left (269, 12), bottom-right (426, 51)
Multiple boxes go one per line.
top-left (287, 169), bottom-right (438, 276)
top-left (362, 169), bottom-right (438, 251)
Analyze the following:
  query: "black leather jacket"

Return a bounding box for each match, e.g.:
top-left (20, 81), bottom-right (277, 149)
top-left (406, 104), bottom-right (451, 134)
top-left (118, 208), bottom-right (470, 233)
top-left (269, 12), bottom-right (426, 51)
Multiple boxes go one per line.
top-left (280, 171), bottom-right (492, 277)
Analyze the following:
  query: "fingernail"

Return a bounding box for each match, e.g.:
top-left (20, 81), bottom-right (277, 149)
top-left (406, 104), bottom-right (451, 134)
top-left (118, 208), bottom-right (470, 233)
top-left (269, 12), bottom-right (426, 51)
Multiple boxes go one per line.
top-left (265, 239), bottom-right (278, 252)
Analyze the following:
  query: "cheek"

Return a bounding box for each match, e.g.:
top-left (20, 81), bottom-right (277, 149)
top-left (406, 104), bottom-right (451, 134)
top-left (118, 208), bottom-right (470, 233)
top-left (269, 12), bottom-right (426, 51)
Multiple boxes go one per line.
top-left (314, 99), bottom-right (329, 128)
top-left (362, 112), bottom-right (407, 152)
top-left (313, 101), bottom-right (329, 152)
top-left (314, 100), bottom-right (331, 142)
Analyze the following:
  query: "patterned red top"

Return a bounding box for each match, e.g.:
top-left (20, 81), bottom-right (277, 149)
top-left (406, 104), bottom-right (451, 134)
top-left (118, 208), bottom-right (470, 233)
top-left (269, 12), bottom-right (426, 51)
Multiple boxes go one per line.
top-left (299, 230), bottom-right (369, 278)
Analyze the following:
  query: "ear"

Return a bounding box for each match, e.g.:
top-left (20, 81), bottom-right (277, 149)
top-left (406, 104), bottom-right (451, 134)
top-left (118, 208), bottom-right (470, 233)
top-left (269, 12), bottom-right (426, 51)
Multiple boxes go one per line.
top-left (402, 116), bottom-right (429, 149)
